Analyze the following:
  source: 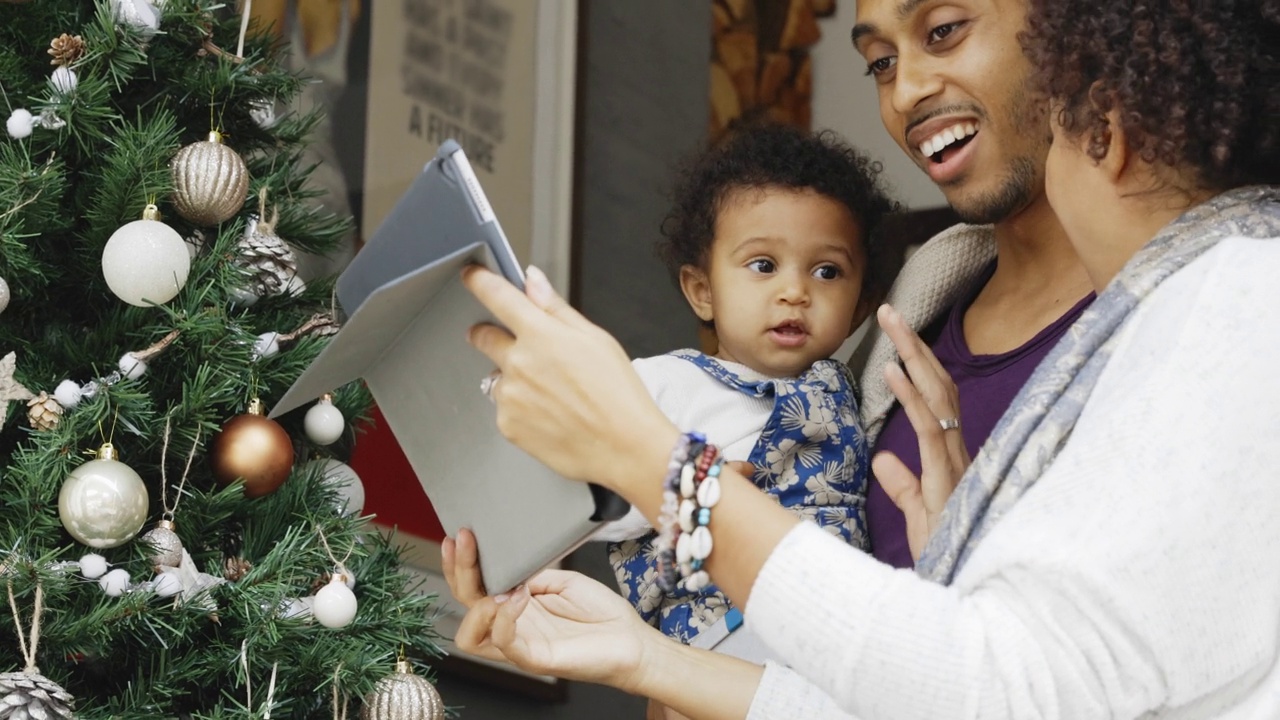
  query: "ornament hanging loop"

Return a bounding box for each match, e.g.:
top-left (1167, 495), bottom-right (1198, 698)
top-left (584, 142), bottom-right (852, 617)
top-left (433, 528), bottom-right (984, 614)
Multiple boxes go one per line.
top-left (6, 580), bottom-right (44, 675)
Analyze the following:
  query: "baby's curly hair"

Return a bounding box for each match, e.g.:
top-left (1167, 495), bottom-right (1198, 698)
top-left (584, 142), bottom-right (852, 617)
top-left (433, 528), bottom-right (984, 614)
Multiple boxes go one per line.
top-left (658, 123), bottom-right (899, 304)
top-left (1022, 0), bottom-right (1280, 189)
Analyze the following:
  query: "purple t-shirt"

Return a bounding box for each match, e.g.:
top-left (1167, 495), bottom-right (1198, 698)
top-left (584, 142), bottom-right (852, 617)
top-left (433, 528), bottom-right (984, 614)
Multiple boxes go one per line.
top-left (866, 262), bottom-right (1095, 569)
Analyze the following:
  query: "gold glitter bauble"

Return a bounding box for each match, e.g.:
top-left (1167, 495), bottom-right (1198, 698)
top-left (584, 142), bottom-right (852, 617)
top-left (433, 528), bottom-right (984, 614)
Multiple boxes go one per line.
top-left (171, 131), bottom-right (249, 226)
top-left (360, 661), bottom-right (444, 720)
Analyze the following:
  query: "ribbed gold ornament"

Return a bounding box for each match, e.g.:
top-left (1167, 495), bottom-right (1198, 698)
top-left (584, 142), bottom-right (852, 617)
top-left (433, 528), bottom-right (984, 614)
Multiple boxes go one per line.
top-left (170, 131), bottom-right (249, 226)
top-left (359, 661), bottom-right (444, 720)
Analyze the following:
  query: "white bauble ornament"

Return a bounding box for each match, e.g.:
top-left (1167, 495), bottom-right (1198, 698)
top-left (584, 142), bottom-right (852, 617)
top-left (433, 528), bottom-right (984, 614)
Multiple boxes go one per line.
top-left (304, 395), bottom-right (345, 445)
top-left (78, 553), bottom-right (109, 580)
top-left (99, 568), bottom-right (131, 596)
top-left (251, 332), bottom-right (280, 360)
top-left (111, 0), bottom-right (161, 32)
top-left (317, 459), bottom-right (364, 515)
top-left (280, 596), bottom-right (314, 620)
top-left (58, 443), bottom-right (149, 548)
top-left (51, 66), bottom-right (77, 95)
top-left (170, 131), bottom-right (249, 226)
top-left (361, 660), bottom-right (445, 720)
top-left (154, 570), bottom-right (182, 597)
top-left (6, 109), bottom-right (33, 139)
top-left (102, 204), bottom-right (191, 306)
top-left (313, 574), bottom-right (357, 628)
top-left (54, 379), bottom-right (82, 409)
top-left (118, 352), bottom-right (147, 379)
top-left (0, 276), bottom-right (9, 314)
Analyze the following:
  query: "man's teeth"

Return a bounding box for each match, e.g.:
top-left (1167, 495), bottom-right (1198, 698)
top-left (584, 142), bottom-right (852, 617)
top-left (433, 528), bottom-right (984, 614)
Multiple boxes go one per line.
top-left (919, 122), bottom-right (977, 158)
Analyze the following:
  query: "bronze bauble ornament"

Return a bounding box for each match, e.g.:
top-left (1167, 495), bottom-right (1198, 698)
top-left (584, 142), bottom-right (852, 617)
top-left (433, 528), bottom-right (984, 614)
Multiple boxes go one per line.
top-left (360, 660), bottom-right (444, 720)
top-left (209, 399), bottom-right (294, 498)
top-left (170, 131), bottom-right (249, 226)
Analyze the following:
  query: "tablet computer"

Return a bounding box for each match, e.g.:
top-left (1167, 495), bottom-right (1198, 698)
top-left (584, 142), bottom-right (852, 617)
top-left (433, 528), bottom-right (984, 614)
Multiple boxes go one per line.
top-left (272, 141), bottom-right (628, 593)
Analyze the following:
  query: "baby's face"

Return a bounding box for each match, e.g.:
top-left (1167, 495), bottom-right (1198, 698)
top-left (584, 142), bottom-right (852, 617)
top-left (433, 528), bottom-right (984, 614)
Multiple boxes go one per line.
top-left (684, 187), bottom-right (867, 377)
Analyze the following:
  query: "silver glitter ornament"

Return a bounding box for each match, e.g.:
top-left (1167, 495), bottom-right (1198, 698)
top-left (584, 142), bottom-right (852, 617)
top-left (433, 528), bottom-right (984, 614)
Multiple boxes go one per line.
top-left (141, 519), bottom-right (183, 568)
top-left (360, 661), bottom-right (444, 720)
top-left (0, 670), bottom-right (75, 720)
top-left (170, 131), bottom-right (249, 226)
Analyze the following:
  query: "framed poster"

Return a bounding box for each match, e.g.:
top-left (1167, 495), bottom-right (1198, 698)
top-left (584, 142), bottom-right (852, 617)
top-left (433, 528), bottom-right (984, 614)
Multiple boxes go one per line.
top-left (347, 0), bottom-right (578, 698)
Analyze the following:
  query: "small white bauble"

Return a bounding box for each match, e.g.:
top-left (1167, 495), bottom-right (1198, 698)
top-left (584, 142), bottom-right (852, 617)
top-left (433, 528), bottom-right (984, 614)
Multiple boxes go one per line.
top-left (118, 353), bottom-right (147, 380)
top-left (304, 395), bottom-right (344, 445)
top-left (6, 109), bottom-right (33, 139)
top-left (227, 286), bottom-right (259, 307)
top-left (316, 459), bottom-right (364, 515)
top-left (99, 568), bottom-right (131, 596)
top-left (280, 596), bottom-right (314, 620)
top-left (78, 553), bottom-right (109, 580)
top-left (154, 570), bottom-right (182, 597)
top-left (58, 443), bottom-right (149, 548)
top-left (111, 0), bottom-right (160, 32)
top-left (102, 204), bottom-right (190, 306)
top-left (54, 379), bottom-right (83, 409)
top-left (251, 332), bottom-right (280, 360)
top-left (0, 276), bottom-right (9, 314)
top-left (51, 66), bottom-right (77, 95)
top-left (313, 575), bottom-right (357, 628)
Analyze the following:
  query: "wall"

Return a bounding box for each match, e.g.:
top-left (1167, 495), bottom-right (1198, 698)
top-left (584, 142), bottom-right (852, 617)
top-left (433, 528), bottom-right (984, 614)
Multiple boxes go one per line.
top-left (809, 2), bottom-right (946, 210)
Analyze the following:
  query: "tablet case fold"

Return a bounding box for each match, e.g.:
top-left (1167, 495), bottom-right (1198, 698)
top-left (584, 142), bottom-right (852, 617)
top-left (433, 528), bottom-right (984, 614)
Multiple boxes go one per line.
top-left (272, 141), bottom-right (625, 593)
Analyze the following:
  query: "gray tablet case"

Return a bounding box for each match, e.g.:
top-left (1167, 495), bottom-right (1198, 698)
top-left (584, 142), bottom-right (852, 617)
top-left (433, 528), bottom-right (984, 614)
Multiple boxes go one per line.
top-left (271, 141), bottom-right (626, 593)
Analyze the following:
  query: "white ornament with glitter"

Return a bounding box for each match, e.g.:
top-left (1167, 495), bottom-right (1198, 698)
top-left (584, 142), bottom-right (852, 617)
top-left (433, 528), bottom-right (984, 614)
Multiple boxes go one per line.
top-left (51, 67), bottom-right (77, 95)
top-left (99, 568), bottom-right (131, 596)
top-left (53, 380), bottom-right (82, 409)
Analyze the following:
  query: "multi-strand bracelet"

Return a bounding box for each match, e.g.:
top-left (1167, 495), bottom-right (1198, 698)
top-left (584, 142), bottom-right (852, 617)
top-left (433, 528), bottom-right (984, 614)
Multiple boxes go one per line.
top-left (655, 432), bottom-right (723, 593)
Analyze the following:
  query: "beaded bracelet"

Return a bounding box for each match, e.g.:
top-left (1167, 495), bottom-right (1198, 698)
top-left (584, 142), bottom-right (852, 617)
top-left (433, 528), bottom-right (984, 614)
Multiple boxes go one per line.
top-left (679, 451), bottom-right (722, 592)
top-left (655, 432), bottom-right (705, 592)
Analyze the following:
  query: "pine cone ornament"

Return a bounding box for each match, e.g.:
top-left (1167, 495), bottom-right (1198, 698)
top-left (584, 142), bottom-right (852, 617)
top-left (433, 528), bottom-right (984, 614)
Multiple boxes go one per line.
top-left (234, 215), bottom-right (299, 299)
top-left (222, 556), bottom-right (253, 582)
top-left (25, 392), bottom-right (62, 432)
top-left (47, 34), bottom-right (84, 67)
top-left (0, 670), bottom-right (75, 720)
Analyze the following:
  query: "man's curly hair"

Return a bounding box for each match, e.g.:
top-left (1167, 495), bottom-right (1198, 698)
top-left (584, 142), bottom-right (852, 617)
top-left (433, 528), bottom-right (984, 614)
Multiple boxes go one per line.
top-left (657, 123), bottom-right (899, 305)
top-left (1022, 0), bottom-right (1279, 190)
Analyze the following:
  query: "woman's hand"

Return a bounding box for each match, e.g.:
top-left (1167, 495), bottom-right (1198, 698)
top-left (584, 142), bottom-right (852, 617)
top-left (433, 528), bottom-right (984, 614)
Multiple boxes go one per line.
top-left (871, 304), bottom-right (972, 560)
top-left (463, 265), bottom-right (680, 500)
top-left (443, 529), bottom-right (654, 691)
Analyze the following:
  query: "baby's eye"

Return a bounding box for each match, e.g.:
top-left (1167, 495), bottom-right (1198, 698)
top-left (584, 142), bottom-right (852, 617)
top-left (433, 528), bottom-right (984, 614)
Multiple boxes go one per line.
top-left (748, 259), bottom-right (776, 273)
top-left (812, 265), bottom-right (842, 280)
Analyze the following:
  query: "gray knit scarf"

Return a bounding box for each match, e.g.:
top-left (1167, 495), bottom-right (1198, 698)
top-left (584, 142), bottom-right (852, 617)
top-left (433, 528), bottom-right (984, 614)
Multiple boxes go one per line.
top-left (916, 185), bottom-right (1280, 583)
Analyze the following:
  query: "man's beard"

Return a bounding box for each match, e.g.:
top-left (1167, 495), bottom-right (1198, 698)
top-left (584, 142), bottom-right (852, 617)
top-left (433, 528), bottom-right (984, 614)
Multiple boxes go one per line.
top-left (950, 155), bottom-right (1038, 224)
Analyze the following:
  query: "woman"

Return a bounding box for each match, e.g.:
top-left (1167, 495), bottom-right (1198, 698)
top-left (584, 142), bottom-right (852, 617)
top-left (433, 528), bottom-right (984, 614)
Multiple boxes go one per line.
top-left (447, 0), bottom-right (1280, 717)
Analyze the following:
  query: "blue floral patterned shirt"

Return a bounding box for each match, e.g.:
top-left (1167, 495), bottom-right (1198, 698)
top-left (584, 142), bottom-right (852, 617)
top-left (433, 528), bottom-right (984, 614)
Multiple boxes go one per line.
top-left (608, 350), bottom-right (870, 643)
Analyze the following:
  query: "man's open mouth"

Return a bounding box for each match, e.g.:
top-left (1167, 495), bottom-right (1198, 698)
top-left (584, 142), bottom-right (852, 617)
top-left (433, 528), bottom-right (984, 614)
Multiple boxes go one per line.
top-left (920, 122), bottom-right (978, 164)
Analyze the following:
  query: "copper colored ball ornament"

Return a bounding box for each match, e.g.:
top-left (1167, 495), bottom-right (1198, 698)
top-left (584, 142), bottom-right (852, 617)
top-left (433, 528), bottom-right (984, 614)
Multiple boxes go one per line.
top-left (360, 660), bottom-right (444, 720)
top-left (210, 399), bottom-right (294, 498)
top-left (170, 131), bottom-right (249, 226)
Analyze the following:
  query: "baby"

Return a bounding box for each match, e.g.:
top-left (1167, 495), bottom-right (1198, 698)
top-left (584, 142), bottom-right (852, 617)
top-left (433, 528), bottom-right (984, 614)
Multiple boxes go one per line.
top-left (595, 123), bottom-right (898, 660)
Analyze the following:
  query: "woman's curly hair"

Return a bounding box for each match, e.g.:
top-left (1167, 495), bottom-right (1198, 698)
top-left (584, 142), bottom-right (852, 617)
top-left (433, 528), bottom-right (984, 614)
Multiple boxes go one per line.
top-left (1022, 0), bottom-right (1280, 190)
top-left (657, 123), bottom-right (900, 304)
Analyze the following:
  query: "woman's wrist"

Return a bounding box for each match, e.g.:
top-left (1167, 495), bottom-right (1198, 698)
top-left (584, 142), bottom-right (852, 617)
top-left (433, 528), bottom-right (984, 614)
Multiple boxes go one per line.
top-left (604, 416), bottom-right (682, 515)
top-left (625, 634), bottom-right (762, 720)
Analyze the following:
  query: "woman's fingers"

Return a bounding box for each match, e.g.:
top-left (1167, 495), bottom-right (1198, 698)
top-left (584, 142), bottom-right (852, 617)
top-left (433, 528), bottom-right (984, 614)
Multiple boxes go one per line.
top-left (884, 362), bottom-right (952, 488)
top-left (872, 451), bottom-right (928, 560)
top-left (443, 528), bottom-right (488, 607)
top-left (524, 266), bottom-right (594, 331)
top-left (878, 304), bottom-right (959, 423)
top-left (467, 322), bottom-right (516, 369)
top-left (454, 598), bottom-right (514, 664)
top-left (462, 265), bottom-right (546, 336)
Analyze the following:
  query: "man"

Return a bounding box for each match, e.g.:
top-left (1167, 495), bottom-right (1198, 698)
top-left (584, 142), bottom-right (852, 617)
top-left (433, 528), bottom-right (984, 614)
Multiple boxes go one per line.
top-left (847, 0), bottom-right (1094, 567)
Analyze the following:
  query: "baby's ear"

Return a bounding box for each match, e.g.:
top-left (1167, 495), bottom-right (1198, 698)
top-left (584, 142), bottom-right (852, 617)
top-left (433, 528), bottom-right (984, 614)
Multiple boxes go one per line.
top-left (678, 265), bottom-right (715, 323)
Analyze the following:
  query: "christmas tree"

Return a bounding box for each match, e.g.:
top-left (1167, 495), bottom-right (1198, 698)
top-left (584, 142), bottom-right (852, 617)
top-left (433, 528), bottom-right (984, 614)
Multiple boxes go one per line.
top-left (0, 1), bottom-right (442, 717)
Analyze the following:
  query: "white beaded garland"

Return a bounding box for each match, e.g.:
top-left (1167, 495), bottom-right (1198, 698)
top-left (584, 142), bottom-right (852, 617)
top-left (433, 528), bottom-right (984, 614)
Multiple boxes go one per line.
top-left (154, 570), bottom-right (182, 598)
top-left (118, 353), bottom-right (147, 380)
top-left (313, 575), bottom-right (357, 628)
top-left (6, 109), bottom-right (33, 139)
top-left (99, 568), bottom-right (131, 596)
top-left (78, 553), bottom-right (109, 580)
top-left (303, 396), bottom-right (344, 445)
top-left (53, 380), bottom-right (83, 409)
top-left (251, 332), bottom-right (280, 360)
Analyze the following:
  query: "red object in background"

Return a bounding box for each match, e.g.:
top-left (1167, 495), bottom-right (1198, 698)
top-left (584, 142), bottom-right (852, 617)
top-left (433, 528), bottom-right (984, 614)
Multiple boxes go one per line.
top-left (348, 405), bottom-right (447, 543)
